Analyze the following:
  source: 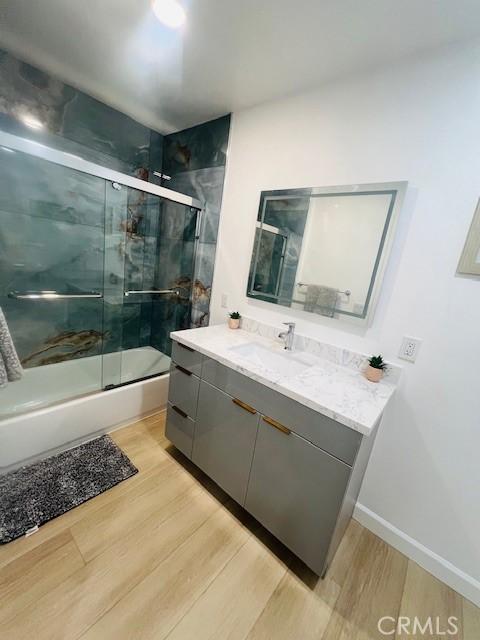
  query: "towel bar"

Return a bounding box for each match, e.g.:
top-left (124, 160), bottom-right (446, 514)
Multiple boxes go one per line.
top-left (296, 283), bottom-right (351, 297)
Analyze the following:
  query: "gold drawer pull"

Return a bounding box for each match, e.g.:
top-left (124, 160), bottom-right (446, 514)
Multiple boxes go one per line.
top-left (262, 415), bottom-right (291, 435)
top-left (232, 398), bottom-right (257, 414)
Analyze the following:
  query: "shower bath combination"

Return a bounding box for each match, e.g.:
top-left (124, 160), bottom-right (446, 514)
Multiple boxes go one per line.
top-left (0, 131), bottom-right (202, 471)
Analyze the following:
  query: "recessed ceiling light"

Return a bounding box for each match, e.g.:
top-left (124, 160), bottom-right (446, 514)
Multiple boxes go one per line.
top-left (20, 114), bottom-right (44, 130)
top-left (151, 0), bottom-right (186, 28)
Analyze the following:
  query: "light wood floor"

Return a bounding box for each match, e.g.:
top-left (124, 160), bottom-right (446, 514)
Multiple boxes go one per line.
top-left (1, 411), bottom-right (478, 639)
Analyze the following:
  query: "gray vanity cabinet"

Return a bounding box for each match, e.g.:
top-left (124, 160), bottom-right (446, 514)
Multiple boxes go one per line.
top-left (166, 339), bottom-right (378, 578)
top-left (244, 416), bottom-right (351, 575)
top-left (192, 380), bottom-right (259, 505)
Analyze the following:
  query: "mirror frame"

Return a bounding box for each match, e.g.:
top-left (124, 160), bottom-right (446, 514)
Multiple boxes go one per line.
top-left (247, 181), bottom-right (407, 324)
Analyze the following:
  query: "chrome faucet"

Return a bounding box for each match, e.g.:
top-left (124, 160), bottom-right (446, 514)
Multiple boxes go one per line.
top-left (278, 322), bottom-right (296, 351)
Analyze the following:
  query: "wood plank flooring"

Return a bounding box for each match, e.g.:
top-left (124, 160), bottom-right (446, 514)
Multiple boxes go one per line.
top-left (0, 411), bottom-right (478, 639)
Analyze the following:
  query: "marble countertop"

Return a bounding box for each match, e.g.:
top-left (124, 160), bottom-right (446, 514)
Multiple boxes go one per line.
top-left (170, 323), bottom-right (399, 436)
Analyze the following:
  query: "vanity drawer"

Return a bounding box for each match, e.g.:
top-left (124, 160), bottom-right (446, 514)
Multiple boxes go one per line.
top-left (171, 340), bottom-right (203, 376)
top-left (168, 363), bottom-right (200, 419)
top-left (201, 358), bottom-right (361, 465)
top-left (165, 402), bottom-right (195, 459)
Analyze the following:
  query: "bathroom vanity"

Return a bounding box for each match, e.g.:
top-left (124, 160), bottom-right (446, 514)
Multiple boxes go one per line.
top-left (165, 321), bottom-right (399, 577)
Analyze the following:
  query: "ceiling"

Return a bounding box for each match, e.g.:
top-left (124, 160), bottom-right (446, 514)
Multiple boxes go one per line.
top-left (1, 0), bottom-right (479, 134)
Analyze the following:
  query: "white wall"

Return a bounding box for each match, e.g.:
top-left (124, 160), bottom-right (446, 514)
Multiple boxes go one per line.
top-left (211, 41), bottom-right (480, 602)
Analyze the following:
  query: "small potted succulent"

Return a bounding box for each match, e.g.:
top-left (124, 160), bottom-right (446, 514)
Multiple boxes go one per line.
top-left (365, 354), bottom-right (387, 383)
top-left (228, 311), bottom-right (241, 329)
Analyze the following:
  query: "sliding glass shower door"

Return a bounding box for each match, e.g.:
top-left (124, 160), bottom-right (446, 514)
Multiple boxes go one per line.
top-left (0, 134), bottom-right (200, 419)
top-left (103, 183), bottom-right (198, 387)
top-left (0, 145), bottom-right (107, 417)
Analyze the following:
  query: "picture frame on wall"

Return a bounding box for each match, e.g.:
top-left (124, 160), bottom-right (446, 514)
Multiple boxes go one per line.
top-left (457, 199), bottom-right (480, 276)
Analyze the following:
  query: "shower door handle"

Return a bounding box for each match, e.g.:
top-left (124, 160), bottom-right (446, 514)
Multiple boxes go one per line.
top-left (123, 289), bottom-right (179, 296)
top-left (8, 290), bottom-right (103, 300)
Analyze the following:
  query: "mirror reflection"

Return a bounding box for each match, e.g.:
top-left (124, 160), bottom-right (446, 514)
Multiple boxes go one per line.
top-left (247, 183), bottom-right (406, 320)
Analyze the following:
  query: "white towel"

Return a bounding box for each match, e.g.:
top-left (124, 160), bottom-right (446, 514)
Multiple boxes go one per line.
top-left (304, 285), bottom-right (338, 317)
top-left (0, 307), bottom-right (23, 388)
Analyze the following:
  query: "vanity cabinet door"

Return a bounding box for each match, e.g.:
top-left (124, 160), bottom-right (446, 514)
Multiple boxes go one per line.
top-left (192, 380), bottom-right (259, 505)
top-left (245, 415), bottom-right (351, 575)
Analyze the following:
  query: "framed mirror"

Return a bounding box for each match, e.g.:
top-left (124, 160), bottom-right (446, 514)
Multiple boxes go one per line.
top-left (247, 182), bottom-right (407, 322)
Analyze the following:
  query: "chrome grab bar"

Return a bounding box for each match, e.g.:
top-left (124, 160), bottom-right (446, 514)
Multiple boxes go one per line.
top-left (124, 289), bottom-right (179, 297)
top-left (8, 290), bottom-right (103, 300)
top-left (9, 289), bottom-right (180, 299)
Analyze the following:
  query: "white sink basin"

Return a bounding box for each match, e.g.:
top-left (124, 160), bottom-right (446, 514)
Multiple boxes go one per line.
top-left (229, 342), bottom-right (311, 377)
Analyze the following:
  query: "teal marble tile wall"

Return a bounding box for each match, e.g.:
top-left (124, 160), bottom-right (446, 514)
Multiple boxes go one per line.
top-left (161, 115), bottom-right (231, 328)
top-left (0, 48), bottom-right (161, 179)
top-left (162, 116), bottom-right (229, 174)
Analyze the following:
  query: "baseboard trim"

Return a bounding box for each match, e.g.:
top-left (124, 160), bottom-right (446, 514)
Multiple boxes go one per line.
top-left (353, 503), bottom-right (480, 607)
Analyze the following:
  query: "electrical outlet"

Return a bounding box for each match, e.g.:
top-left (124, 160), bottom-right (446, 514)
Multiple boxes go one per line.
top-left (221, 293), bottom-right (228, 309)
top-left (399, 336), bottom-right (422, 362)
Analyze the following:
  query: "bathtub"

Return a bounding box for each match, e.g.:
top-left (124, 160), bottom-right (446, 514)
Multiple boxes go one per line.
top-left (0, 346), bottom-right (170, 473)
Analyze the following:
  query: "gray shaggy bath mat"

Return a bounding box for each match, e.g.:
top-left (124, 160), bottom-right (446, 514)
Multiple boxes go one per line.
top-left (0, 435), bottom-right (138, 543)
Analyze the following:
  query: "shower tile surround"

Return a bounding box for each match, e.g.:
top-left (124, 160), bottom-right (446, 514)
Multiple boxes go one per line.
top-left (171, 317), bottom-right (401, 434)
top-left (0, 51), bottom-right (152, 175)
top-left (161, 116), bottom-right (231, 330)
top-left (0, 48), bottom-right (230, 369)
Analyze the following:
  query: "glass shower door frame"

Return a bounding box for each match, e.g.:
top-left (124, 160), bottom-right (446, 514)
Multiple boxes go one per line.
top-left (0, 130), bottom-right (202, 412)
top-left (0, 130), bottom-right (202, 210)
